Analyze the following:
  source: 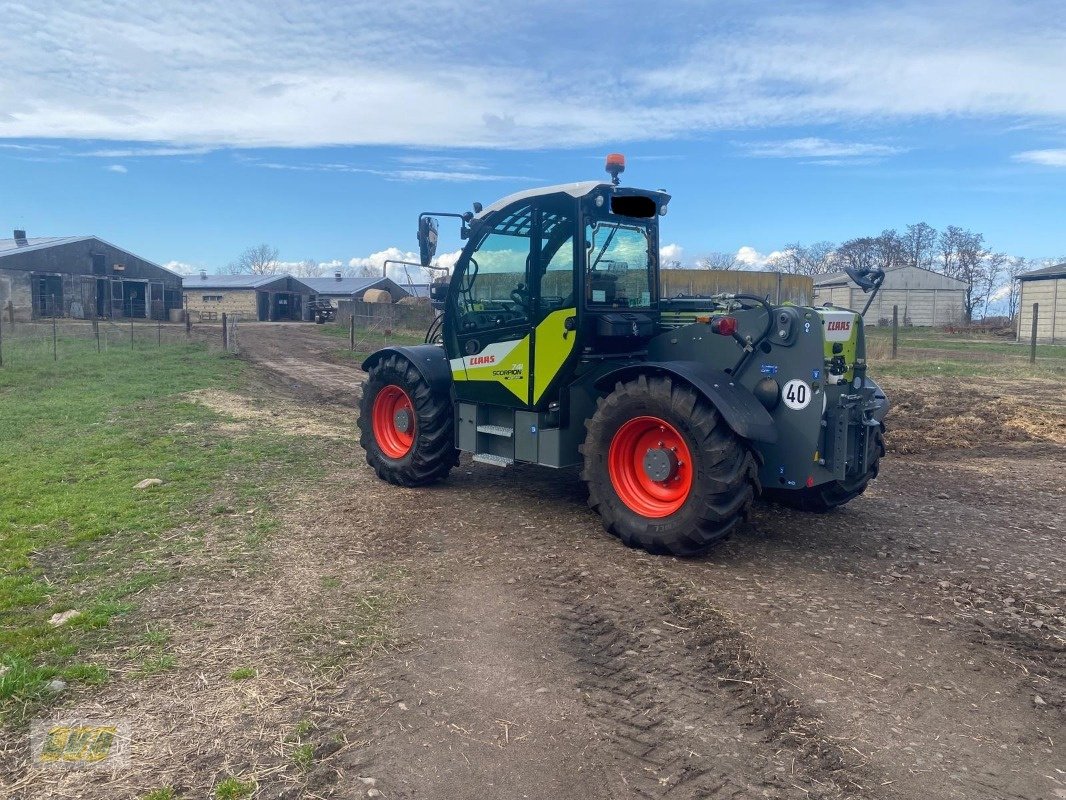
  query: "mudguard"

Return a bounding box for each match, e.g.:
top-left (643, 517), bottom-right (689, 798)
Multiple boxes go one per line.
top-left (593, 361), bottom-right (778, 444)
top-left (361, 345), bottom-right (453, 393)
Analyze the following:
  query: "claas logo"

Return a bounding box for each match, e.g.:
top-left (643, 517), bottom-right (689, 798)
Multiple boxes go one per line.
top-left (827, 320), bottom-right (851, 331)
top-left (39, 725), bottom-right (117, 764)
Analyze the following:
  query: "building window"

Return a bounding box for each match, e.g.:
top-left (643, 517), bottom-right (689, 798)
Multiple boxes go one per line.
top-left (202, 295), bottom-right (223, 302)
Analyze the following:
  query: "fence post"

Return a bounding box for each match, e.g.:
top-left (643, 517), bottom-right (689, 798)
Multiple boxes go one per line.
top-left (0, 312), bottom-right (4, 368)
top-left (1030, 303), bottom-right (1039, 364)
top-left (4, 300), bottom-right (12, 326)
top-left (185, 308), bottom-right (192, 337)
top-left (157, 321), bottom-right (162, 347)
top-left (891, 305), bottom-right (898, 359)
top-left (52, 296), bottom-right (58, 361)
top-left (92, 317), bottom-right (100, 352)
top-left (222, 313), bottom-right (228, 352)
top-left (350, 313), bottom-right (355, 351)
top-left (130, 315), bottom-right (135, 350)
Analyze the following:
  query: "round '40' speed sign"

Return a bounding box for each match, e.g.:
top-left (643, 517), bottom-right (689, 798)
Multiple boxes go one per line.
top-left (782, 379), bottom-right (812, 411)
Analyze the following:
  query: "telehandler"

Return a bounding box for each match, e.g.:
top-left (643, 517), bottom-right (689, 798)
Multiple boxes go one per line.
top-left (357, 155), bottom-right (888, 555)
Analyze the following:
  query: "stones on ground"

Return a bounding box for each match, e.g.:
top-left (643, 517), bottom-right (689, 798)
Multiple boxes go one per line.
top-left (1034, 695), bottom-right (1047, 706)
top-left (134, 478), bottom-right (164, 490)
top-left (46, 679), bottom-right (67, 693)
top-left (49, 609), bottom-right (82, 627)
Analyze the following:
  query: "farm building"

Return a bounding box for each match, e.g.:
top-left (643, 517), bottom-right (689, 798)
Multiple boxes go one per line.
top-left (813, 266), bottom-right (968, 326)
top-left (0, 230), bottom-right (182, 321)
top-left (301, 274), bottom-right (410, 303)
top-left (1016, 263), bottom-right (1066, 344)
top-left (182, 273), bottom-right (316, 322)
top-left (661, 269), bottom-right (813, 305)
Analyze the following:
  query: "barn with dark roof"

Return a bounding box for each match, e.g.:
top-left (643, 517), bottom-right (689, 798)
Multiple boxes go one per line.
top-left (0, 230), bottom-right (183, 321)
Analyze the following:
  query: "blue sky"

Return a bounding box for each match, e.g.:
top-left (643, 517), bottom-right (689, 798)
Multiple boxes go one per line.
top-left (1, 0), bottom-right (1064, 276)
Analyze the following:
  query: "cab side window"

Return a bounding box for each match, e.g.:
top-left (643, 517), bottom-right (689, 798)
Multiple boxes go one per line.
top-left (536, 208), bottom-right (575, 321)
top-left (458, 205), bottom-right (532, 331)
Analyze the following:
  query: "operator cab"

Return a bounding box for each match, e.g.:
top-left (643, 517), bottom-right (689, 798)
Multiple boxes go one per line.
top-left (418, 155), bottom-right (670, 410)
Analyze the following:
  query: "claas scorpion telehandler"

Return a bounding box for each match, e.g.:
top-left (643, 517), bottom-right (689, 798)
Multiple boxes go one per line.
top-left (357, 155), bottom-right (888, 555)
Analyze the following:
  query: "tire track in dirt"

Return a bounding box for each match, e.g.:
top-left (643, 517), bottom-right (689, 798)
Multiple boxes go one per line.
top-left (232, 325), bottom-right (1064, 800)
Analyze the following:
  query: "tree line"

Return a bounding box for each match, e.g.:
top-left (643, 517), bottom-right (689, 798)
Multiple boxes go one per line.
top-left (696, 223), bottom-right (1054, 322)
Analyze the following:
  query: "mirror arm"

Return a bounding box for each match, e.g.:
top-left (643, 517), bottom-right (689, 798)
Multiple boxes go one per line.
top-left (420, 211), bottom-right (473, 239)
top-left (860, 269), bottom-right (886, 317)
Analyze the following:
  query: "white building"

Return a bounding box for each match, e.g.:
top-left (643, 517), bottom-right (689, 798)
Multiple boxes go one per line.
top-left (1016, 263), bottom-right (1065, 344)
top-left (813, 266), bottom-right (968, 326)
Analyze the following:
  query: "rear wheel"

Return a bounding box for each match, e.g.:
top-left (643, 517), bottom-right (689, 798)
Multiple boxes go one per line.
top-left (766, 425), bottom-right (885, 512)
top-left (358, 354), bottom-right (458, 486)
top-left (580, 375), bottom-right (760, 556)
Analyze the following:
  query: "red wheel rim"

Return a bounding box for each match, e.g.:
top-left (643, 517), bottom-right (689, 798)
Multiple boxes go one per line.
top-left (372, 385), bottom-right (416, 459)
top-left (607, 416), bottom-right (693, 518)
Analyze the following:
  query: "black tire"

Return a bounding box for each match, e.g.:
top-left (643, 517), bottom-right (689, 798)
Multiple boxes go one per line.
top-left (765, 425), bottom-right (885, 512)
top-left (580, 374), bottom-right (760, 556)
top-left (358, 354), bottom-right (458, 486)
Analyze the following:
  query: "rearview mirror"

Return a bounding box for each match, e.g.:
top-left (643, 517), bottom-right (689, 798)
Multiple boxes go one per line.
top-left (418, 216), bottom-right (439, 267)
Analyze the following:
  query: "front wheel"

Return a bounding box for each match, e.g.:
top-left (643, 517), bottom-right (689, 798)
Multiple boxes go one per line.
top-left (358, 354), bottom-right (458, 486)
top-left (580, 375), bottom-right (760, 556)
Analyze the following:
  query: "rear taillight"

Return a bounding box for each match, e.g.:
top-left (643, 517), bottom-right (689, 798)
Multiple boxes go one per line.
top-left (710, 316), bottom-right (738, 336)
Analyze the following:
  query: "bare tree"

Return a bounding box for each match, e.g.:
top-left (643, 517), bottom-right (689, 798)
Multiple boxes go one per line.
top-left (901, 222), bottom-right (938, 270)
top-left (694, 251), bottom-right (741, 270)
top-left (767, 241), bottom-right (836, 276)
top-left (290, 259), bottom-right (322, 278)
top-left (1004, 257), bottom-right (1030, 321)
top-left (873, 229), bottom-right (905, 270)
top-left (835, 237), bottom-right (878, 273)
top-left (228, 244), bottom-right (281, 275)
top-left (979, 251), bottom-right (1008, 319)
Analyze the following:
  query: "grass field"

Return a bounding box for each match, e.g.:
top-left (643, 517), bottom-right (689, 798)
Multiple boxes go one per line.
top-left (865, 325), bottom-right (1066, 378)
top-left (0, 339), bottom-right (320, 725)
top-left (317, 324), bottom-right (426, 362)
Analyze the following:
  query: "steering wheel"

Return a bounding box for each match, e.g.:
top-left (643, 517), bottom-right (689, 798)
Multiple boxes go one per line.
top-left (510, 284), bottom-right (531, 314)
top-left (844, 266), bottom-right (885, 293)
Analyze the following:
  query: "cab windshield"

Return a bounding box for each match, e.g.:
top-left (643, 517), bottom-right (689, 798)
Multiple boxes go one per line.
top-left (585, 220), bottom-right (654, 309)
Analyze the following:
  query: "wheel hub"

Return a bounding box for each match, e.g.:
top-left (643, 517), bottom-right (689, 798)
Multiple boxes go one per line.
top-left (642, 447), bottom-right (679, 482)
top-left (393, 408), bottom-right (411, 433)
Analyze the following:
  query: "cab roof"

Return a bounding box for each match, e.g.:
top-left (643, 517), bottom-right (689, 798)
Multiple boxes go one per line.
top-left (473, 181), bottom-right (669, 221)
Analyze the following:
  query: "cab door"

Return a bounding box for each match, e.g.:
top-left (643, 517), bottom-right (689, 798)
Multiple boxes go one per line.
top-left (448, 202), bottom-right (535, 408)
top-left (530, 202), bottom-right (579, 408)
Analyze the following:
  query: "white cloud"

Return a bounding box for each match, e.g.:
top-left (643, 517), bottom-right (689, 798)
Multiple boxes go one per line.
top-left (163, 260), bottom-right (198, 273)
top-left (1012, 148), bottom-right (1066, 166)
top-left (659, 243), bottom-right (683, 264)
top-left (105, 164), bottom-right (127, 173)
top-left (85, 146), bottom-right (214, 158)
top-left (256, 159), bottom-right (531, 182)
top-left (0, 2), bottom-right (1062, 149)
top-left (742, 138), bottom-right (906, 159)
top-left (735, 246), bottom-right (786, 269)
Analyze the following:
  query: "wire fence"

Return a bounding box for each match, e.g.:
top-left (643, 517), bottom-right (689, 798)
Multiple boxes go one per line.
top-left (0, 314), bottom-right (242, 369)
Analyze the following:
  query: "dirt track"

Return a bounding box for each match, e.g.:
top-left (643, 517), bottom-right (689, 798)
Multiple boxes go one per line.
top-left (227, 323), bottom-right (1065, 800)
top-left (7, 323), bottom-right (1061, 800)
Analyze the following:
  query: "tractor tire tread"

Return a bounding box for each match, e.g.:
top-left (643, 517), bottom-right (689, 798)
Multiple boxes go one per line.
top-left (358, 354), bottom-right (458, 487)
